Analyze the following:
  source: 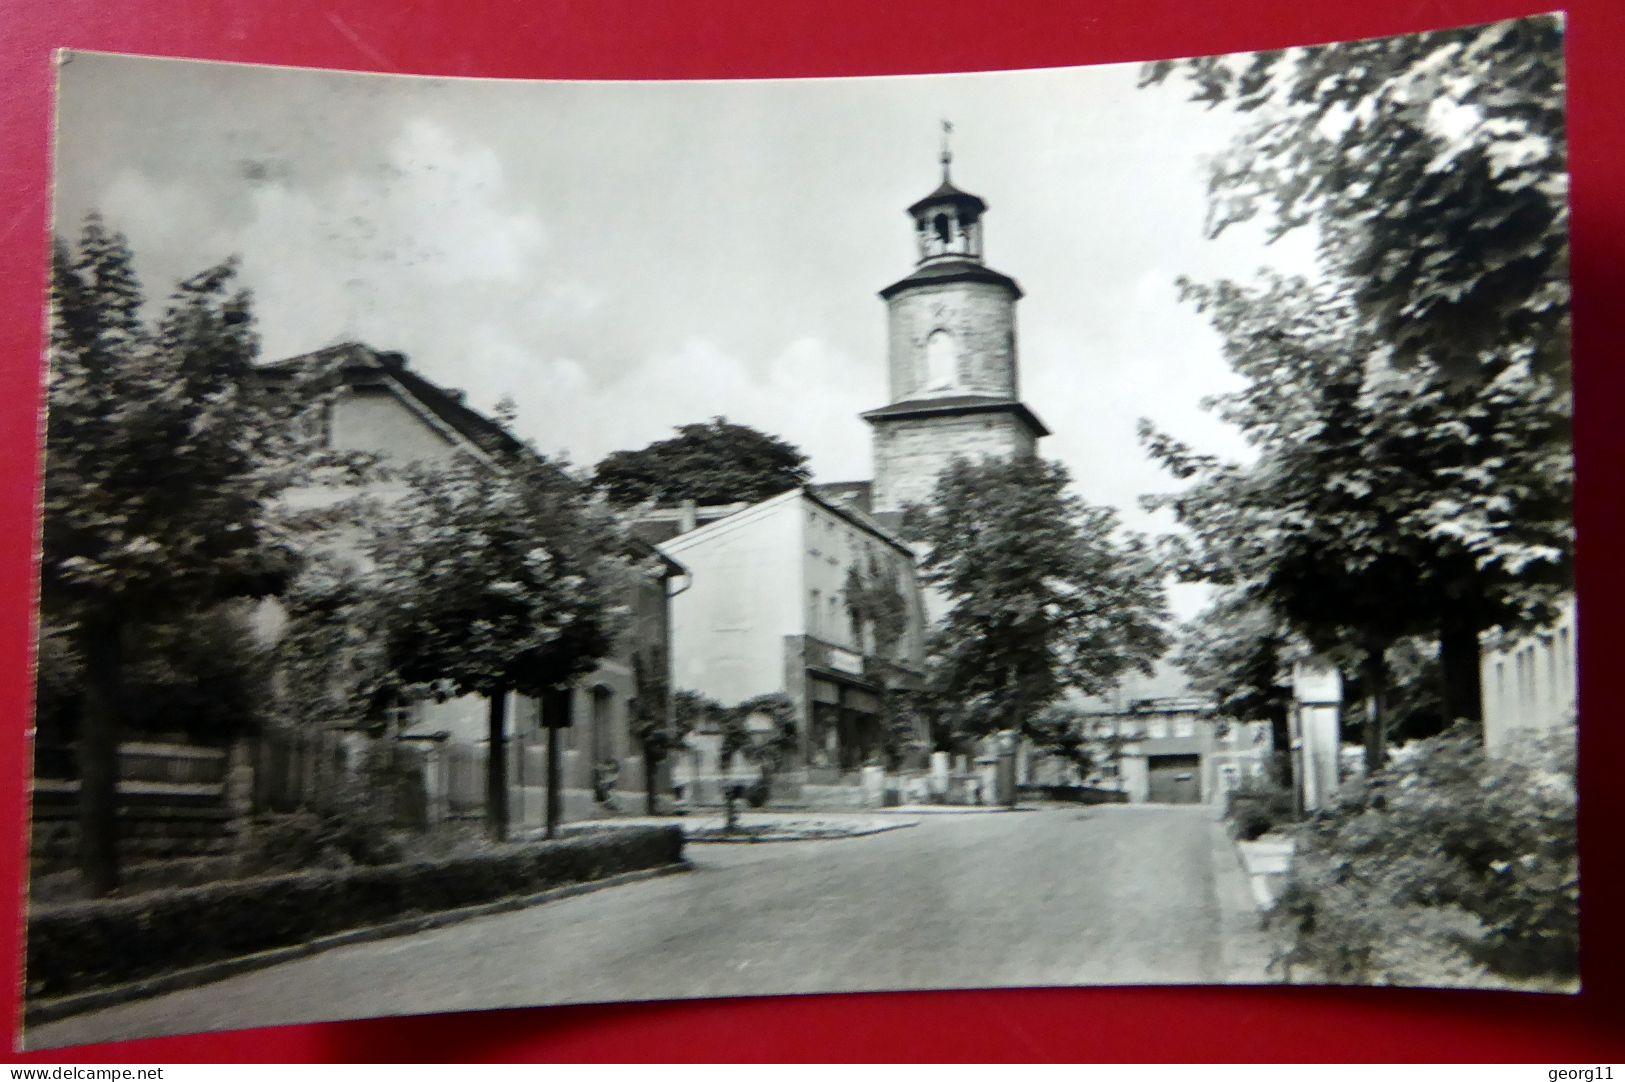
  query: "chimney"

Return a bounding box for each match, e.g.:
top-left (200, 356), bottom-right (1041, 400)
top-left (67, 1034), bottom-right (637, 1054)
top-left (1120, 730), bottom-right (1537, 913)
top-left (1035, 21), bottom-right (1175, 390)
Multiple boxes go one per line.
top-left (678, 499), bottom-right (698, 535)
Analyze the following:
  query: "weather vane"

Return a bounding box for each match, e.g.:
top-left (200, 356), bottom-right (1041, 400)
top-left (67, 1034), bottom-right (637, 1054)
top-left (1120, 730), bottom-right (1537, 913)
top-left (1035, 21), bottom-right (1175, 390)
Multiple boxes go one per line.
top-left (940, 118), bottom-right (954, 179)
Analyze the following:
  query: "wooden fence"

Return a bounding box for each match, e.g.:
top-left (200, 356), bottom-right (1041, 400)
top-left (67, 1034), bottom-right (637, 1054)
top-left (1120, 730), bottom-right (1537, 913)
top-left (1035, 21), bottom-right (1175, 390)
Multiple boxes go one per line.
top-left (252, 727), bottom-right (433, 828)
top-left (30, 740), bottom-right (241, 865)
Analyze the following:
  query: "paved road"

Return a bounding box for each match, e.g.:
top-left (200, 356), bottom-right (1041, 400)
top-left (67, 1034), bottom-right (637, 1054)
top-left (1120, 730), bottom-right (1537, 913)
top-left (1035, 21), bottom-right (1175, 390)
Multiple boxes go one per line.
top-left (30, 804), bottom-right (1269, 1049)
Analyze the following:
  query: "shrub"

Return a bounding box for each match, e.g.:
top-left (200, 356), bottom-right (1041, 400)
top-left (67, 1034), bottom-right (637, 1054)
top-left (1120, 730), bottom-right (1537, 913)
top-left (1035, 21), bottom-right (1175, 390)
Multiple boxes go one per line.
top-left (241, 813), bottom-right (337, 874)
top-left (240, 799), bottom-right (404, 876)
top-left (1227, 773), bottom-right (1295, 840)
top-left (27, 825), bottom-right (684, 1001)
top-left (1270, 724), bottom-right (1577, 988)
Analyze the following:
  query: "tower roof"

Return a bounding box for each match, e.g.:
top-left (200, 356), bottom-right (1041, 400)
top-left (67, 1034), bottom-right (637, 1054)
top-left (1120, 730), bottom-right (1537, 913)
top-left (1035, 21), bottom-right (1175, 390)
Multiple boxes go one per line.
top-left (906, 177), bottom-right (987, 218)
top-left (860, 394), bottom-right (1050, 438)
top-left (910, 118), bottom-right (987, 218)
top-left (878, 257), bottom-right (1022, 301)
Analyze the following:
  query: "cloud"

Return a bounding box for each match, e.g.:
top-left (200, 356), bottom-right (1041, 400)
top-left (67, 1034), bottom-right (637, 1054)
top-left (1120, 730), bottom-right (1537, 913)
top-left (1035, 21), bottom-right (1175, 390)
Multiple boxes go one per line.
top-left (456, 330), bottom-right (879, 480)
top-left (96, 115), bottom-right (554, 366)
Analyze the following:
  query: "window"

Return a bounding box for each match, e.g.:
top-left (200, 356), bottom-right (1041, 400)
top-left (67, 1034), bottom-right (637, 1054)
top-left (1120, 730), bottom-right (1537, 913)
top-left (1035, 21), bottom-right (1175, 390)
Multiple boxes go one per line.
top-left (829, 595), bottom-right (841, 639)
top-left (924, 328), bottom-right (959, 391)
top-left (1172, 715), bottom-right (1195, 738)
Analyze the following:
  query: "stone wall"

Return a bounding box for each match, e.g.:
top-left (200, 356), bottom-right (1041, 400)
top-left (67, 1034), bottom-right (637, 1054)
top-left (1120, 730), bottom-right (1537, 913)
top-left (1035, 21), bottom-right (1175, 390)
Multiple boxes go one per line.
top-left (886, 279), bottom-right (1019, 401)
top-left (871, 409), bottom-right (1038, 513)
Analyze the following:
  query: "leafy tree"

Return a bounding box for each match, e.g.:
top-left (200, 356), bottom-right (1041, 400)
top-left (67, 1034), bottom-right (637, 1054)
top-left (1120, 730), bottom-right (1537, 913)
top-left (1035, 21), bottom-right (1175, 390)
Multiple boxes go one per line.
top-left (628, 645), bottom-right (672, 815)
top-left (118, 605), bottom-right (274, 740)
top-left (1141, 279), bottom-right (1433, 770)
top-left (274, 549), bottom-right (402, 736)
top-left (366, 451), bottom-right (628, 840)
top-left (1176, 589), bottom-right (1298, 785)
top-left (1141, 16), bottom-right (1569, 385)
top-left (723, 693), bottom-right (798, 782)
top-left (907, 455), bottom-right (1170, 743)
top-left (1025, 708), bottom-right (1094, 782)
top-left (35, 606), bottom-right (273, 749)
top-left (845, 553), bottom-right (920, 768)
top-left (1141, 18), bottom-right (1574, 734)
top-left (844, 553), bottom-right (910, 663)
top-left (592, 417), bottom-right (811, 508)
top-left (44, 215), bottom-right (293, 893)
top-left (1142, 271), bottom-right (1570, 762)
top-left (889, 659), bottom-right (967, 756)
top-left (672, 688), bottom-right (724, 737)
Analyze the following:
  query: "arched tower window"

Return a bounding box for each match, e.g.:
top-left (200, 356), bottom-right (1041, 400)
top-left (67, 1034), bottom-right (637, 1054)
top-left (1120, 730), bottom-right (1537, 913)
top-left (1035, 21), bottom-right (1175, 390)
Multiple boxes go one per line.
top-left (924, 328), bottom-right (959, 392)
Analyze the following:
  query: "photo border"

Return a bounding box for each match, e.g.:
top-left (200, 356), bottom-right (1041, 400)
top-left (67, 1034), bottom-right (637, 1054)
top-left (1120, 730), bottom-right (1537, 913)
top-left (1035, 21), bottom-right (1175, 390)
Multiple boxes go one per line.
top-left (1, 0), bottom-right (1621, 1062)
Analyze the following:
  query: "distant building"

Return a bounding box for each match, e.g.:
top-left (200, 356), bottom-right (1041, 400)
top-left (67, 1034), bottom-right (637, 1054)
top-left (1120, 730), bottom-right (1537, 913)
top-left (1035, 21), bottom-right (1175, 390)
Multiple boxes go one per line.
top-left (1027, 697), bottom-right (1273, 805)
top-left (1480, 594), bottom-right (1578, 754)
top-left (256, 342), bottom-right (686, 822)
top-left (656, 486), bottom-right (928, 790)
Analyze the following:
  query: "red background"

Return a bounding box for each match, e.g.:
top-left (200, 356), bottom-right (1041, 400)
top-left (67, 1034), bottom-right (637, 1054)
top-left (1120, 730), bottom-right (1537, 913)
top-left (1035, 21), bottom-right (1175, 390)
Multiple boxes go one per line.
top-left (2, 0), bottom-right (1622, 1063)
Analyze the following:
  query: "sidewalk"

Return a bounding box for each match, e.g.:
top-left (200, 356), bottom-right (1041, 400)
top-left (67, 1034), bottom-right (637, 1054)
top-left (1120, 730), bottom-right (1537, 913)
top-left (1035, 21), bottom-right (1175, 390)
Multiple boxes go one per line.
top-left (560, 811), bottom-right (919, 842)
top-left (1234, 835), bottom-right (1295, 910)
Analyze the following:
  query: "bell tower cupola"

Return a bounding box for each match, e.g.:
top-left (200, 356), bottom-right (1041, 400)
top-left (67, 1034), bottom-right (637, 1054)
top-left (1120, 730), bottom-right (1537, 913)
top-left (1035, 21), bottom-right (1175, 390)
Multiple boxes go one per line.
top-left (911, 128), bottom-right (987, 264)
top-left (861, 124), bottom-right (1050, 518)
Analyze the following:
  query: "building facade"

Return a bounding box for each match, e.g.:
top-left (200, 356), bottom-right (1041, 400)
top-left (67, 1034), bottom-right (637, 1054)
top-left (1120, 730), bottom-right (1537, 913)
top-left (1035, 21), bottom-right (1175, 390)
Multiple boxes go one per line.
top-left (1025, 698), bottom-right (1274, 805)
top-left (861, 150), bottom-right (1049, 518)
top-left (657, 487), bottom-right (928, 793)
top-left (1479, 594), bottom-right (1578, 754)
top-left (257, 342), bottom-right (685, 822)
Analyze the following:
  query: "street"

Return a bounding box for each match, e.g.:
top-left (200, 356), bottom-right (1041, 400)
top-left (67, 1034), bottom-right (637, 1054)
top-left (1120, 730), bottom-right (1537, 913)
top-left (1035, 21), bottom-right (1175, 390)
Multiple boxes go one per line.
top-left (30, 805), bottom-right (1270, 1049)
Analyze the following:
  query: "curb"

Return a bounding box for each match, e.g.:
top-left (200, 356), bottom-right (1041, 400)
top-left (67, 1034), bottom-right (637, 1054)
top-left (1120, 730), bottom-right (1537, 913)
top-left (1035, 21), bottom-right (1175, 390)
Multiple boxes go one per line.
top-left (23, 860), bottom-right (691, 1031)
top-left (1210, 820), bottom-right (1279, 984)
top-left (686, 820), bottom-right (918, 843)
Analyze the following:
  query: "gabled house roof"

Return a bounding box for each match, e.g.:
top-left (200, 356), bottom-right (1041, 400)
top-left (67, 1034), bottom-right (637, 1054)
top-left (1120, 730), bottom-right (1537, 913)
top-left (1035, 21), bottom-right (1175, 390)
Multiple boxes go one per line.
top-left (255, 341), bottom-right (529, 462)
top-left (257, 341), bottom-right (686, 580)
top-left (655, 485), bottom-right (916, 560)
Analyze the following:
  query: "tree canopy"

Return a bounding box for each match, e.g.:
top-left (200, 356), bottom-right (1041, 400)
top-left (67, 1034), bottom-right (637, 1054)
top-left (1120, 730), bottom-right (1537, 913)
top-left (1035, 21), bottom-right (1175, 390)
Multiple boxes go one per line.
top-left (45, 216), bottom-right (293, 622)
top-left (1175, 588), bottom-right (1297, 770)
top-left (364, 450), bottom-right (634, 839)
top-left (1140, 19), bottom-right (1573, 744)
top-left (1141, 16), bottom-right (1569, 384)
top-left (1142, 271), bottom-right (1571, 746)
top-left (908, 455), bottom-right (1169, 738)
top-left (45, 214), bottom-right (295, 892)
top-left (592, 417), bottom-right (811, 508)
top-left (368, 453), bottom-right (629, 702)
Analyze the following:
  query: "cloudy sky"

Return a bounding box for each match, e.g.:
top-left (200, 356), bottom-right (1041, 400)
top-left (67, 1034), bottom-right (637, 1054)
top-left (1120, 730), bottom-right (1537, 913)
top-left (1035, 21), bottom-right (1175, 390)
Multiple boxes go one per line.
top-left (53, 51), bottom-right (1318, 636)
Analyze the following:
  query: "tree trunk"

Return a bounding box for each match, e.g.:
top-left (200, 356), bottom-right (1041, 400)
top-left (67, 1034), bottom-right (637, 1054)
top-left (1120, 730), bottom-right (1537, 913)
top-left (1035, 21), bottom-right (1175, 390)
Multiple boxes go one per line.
top-left (541, 687), bottom-right (571, 840)
top-left (485, 690), bottom-right (509, 843)
top-left (76, 611), bottom-right (123, 896)
top-left (1360, 641), bottom-right (1390, 776)
top-left (1438, 614), bottom-right (1485, 734)
top-left (1268, 707), bottom-right (1295, 796)
top-left (643, 739), bottom-right (660, 816)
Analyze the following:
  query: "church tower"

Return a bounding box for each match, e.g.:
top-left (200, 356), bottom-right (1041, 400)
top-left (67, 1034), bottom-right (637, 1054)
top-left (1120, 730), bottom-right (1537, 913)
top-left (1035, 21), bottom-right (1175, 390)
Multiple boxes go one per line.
top-left (863, 131), bottom-right (1049, 517)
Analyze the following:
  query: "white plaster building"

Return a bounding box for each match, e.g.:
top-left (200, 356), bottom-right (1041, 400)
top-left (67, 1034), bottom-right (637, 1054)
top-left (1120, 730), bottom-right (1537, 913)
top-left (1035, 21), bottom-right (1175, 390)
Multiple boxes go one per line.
top-left (1480, 594), bottom-right (1578, 754)
top-left (658, 487), bottom-right (927, 787)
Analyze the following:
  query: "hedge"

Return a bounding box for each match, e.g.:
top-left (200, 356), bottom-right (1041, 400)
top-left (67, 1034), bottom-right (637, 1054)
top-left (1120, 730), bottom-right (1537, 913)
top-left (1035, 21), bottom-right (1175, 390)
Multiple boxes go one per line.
top-left (27, 825), bottom-right (684, 1001)
top-left (1270, 725), bottom-right (1577, 988)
